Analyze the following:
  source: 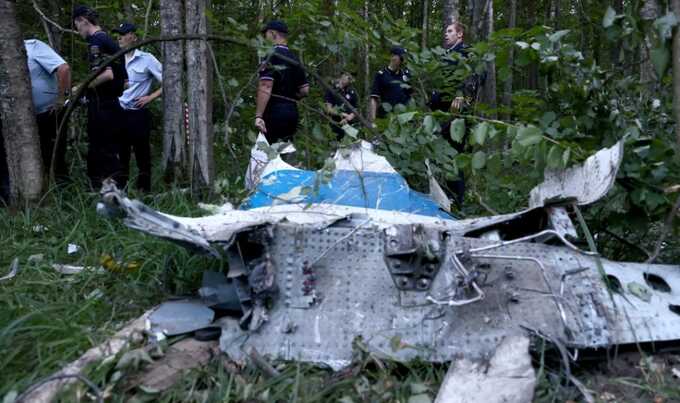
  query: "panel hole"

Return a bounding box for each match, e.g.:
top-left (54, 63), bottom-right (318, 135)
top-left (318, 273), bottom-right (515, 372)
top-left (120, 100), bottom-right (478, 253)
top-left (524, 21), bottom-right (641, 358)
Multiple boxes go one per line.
top-left (644, 273), bottom-right (671, 293)
top-left (669, 305), bottom-right (680, 316)
top-left (606, 275), bottom-right (623, 294)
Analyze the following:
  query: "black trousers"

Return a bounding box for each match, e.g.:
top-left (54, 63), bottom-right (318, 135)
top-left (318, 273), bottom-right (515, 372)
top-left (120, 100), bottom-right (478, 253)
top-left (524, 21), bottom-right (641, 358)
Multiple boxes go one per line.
top-left (87, 101), bottom-right (122, 190)
top-left (0, 119), bottom-right (8, 204)
top-left (36, 109), bottom-right (69, 182)
top-left (118, 108), bottom-right (152, 192)
top-left (440, 117), bottom-right (466, 206)
top-left (263, 102), bottom-right (299, 143)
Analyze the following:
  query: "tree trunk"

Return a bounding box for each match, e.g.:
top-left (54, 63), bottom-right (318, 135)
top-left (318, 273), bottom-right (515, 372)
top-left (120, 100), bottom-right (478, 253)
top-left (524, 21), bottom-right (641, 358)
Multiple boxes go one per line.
top-left (421, 0), bottom-right (429, 48)
top-left (185, 0), bottom-right (214, 190)
top-left (160, 0), bottom-right (185, 182)
top-left (0, 0), bottom-right (44, 204)
top-left (672, 0), bottom-right (680, 151)
top-left (442, 0), bottom-right (460, 31)
top-left (502, 0), bottom-right (516, 115)
top-left (362, 0), bottom-right (370, 114)
top-left (472, 0), bottom-right (496, 113)
top-left (641, 0), bottom-right (661, 85)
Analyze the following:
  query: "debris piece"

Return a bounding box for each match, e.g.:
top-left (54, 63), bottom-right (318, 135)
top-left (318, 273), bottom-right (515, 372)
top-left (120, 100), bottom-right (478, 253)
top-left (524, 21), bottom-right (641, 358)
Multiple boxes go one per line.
top-left (425, 159), bottom-right (451, 213)
top-left (194, 327), bottom-right (222, 341)
top-left (51, 264), bottom-right (106, 275)
top-left (627, 281), bottom-right (652, 302)
top-left (247, 346), bottom-right (280, 378)
top-left (434, 336), bottom-right (535, 403)
top-left (20, 309), bottom-right (154, 402)
top-left (85, 289), bottom-right (104, 300)
top-left (148, 300), bottom-right (215, 336)
top-left (32, 224), bottom-right (48, 233)
top-left (100, 254), bottom-right (141, 273)
top-left (67, 244), bottom-right (81, 255)
top-left (530, 140), bottom-right (623, 208)
top-left (132, 339), bottom-right (219, 393)
top-left (27, 254), bottom-right (44, 264)
top-left (115, 348), bottom-right (153, 371)
top-left (0, 258), bottom-right (19, 282)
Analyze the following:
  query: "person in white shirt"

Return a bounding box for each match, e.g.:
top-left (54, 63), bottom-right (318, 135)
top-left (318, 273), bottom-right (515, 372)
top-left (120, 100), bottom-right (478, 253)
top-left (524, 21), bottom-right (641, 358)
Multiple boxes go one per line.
top-left (114, 22), bottom-right (162, 193)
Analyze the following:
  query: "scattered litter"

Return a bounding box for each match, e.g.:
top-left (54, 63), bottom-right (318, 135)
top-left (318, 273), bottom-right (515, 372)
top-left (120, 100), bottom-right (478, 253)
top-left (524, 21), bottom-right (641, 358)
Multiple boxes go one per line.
top-left (0, 258), bottom-right (19, 282)
top-left (100, 254), bottom-right (141, 273)
top-left (27, 254), bottom-right (44, 264)
top-left (32, 224), bottom-right (48, 233)
top-left (52, 264), bottom-right (106, 275)
top-left (149, 300), bottom-right (215, 336)
top-left (86, 288), bottom-right (104, 300)
top-left (67, 244), bottom-right (81, 255)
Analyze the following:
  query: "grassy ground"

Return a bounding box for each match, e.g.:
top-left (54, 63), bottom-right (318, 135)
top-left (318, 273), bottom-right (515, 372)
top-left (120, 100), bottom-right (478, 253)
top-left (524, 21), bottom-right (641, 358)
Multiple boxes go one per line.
top-left (1, 131), bottom-right (680, 402)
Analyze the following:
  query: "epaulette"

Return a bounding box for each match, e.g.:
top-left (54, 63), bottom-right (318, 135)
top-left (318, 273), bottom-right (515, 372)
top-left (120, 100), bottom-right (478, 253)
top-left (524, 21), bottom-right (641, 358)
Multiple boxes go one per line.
top-left (378, 70), bottom-right (384, 75)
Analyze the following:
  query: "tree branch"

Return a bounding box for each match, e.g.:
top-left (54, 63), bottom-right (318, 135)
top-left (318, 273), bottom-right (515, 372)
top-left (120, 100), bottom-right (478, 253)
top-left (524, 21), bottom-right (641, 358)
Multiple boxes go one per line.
top-left (31, 0), bottom-right (77, 35)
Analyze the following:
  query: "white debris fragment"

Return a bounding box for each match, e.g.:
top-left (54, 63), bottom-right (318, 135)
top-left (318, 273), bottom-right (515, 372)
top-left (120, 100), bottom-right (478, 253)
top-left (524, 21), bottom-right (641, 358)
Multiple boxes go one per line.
top-left (0, 258), bottom-right (19, 282)
top-left (52, 264), bottom-right (106, 275)
top-left (67, 244), bottom-right (81, 255)
top-left (32, 224), bottom-right (48, 233)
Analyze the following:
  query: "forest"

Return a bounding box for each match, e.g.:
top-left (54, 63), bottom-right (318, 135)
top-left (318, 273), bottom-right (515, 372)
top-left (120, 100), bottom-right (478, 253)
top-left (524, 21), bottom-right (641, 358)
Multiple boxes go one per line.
top-left (1, 0), bottom-right (680, 401)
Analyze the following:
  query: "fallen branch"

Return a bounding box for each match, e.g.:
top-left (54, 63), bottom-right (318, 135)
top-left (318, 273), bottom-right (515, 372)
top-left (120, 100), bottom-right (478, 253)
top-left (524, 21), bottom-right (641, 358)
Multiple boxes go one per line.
top-left (19, 308), bottom-right (154, 402)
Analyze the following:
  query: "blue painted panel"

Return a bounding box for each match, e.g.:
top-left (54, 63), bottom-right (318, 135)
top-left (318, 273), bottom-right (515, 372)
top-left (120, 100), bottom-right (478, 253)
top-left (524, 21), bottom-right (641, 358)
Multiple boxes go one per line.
top-left (242, 169), bottom-right (454, 219)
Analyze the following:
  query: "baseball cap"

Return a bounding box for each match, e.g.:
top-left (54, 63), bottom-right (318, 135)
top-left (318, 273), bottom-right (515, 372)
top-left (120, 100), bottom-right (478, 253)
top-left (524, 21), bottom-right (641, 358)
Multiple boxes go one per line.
top-left (73, 5), bottom-right (97, 21)
top-left (112, 22), bottom-right (137, 35)
top-left (261, 20), bottom-right (289, 34)
top-left (390, 46), bottom-right (407, 57)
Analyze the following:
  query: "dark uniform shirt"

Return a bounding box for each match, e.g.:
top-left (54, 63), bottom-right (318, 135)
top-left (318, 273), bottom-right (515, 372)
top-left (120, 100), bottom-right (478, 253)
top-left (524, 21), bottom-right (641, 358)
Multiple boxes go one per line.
top-left (370, 66), bottom-right (412, 117)
top-left (86, 31), bottom-right (127, 102)
top-left (431, 42), bottom-right (472, 111)
top-left (258, 44), bottom-right (308, 107)
top-left (324, 85), bottom-right (358, 114)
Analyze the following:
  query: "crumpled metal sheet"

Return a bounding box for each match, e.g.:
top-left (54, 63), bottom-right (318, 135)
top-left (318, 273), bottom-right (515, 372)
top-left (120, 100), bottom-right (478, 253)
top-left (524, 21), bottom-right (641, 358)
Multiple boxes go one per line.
top-left (529, 140), bottom-right (624, 208)
top-left (148, 300), bottom-right (215, 336)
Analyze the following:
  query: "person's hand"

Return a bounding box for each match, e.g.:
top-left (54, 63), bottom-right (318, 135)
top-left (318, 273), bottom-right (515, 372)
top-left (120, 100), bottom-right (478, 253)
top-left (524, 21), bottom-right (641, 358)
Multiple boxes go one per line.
top-left (134, 95), bottom-right (154, 108)
top-left (450, 96), bottom-right (465, 112)
top-left (341, 112), bottom-right (351, 120)
top-left (339, 118), bottom-right (347, 126)
top-left (255, 117), bottom-right (267, 133)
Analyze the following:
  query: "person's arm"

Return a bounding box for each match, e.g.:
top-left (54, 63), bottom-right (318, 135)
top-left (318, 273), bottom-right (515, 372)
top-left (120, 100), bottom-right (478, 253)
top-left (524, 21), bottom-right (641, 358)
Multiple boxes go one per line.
top-left (369, 97), bottom-right (379, 122)
top-left (296, 84), bottom-right (309, 99)
top-left (255, 79), bottom-right (272, 133)
top-left (54, 64), bottom-right (71, 109)
top-left (135, 87), bottom-right (162, 108)
top-left (89, 68), bottom-right (114, 88)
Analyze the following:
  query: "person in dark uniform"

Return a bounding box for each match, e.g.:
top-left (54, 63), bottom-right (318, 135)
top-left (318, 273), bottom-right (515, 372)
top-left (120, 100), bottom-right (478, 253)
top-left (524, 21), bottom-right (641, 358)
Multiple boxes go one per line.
top-left (324, 71), bottom-right (358, 140)
top-left (369, 46), bottom-right (413, 122)
top-left (430, 21), bottom-right (482, 206)
top-left (73, 5), bottom-right (127, 190)
top-left (254, 20), bottom-right (310, 143)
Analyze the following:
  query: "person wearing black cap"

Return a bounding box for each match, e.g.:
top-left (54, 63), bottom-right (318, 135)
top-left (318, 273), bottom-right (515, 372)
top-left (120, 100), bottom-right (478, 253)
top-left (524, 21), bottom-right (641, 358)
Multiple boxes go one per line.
top-left (324, 71), bottom-right (358, 140)
top-left (72, 5), bottom-right (127, 190)
top-left (369, 46), bottom-right (413, 122)
top-left (255, 20), bottom-right (310, 143)
top-left (114, 22), bottom-right (163, 193)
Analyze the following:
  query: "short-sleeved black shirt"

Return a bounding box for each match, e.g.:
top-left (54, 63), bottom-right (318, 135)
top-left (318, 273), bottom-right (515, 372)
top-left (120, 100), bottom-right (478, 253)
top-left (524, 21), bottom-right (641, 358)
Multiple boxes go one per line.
top-left (370, 66), bottom-right (412, 116)
top-left (258, 44), bottom-right (309, 108)
top-left (86, 31), bottom-right (127, 102)
top-left (323, 85), bottom-right (358, 114)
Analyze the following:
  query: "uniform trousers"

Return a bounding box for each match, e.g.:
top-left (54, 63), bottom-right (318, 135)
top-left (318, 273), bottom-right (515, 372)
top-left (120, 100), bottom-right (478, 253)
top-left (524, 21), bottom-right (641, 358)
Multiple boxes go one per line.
top-left (87, 100), bottom-right (122, 190)
top-left (118, 108), bottom-right (152, 192)
top-left (263, 102), bottom-right (299, 143)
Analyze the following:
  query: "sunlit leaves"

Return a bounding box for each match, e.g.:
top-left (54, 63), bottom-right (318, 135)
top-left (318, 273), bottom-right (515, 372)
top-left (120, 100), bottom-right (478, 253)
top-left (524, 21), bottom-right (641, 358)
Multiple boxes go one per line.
top-left (516, 125), bottom-right (543, 146)
top-left (471, 151), bottom-right (486, 170)
top-left (450, 119), bottom-right (465, 143)
top-left (471, 122), bottom-right (489, 145)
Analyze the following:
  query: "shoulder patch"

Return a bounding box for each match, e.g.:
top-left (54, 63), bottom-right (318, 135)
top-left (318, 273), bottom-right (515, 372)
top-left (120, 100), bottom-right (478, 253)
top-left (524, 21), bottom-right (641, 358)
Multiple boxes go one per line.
top-left (378, 70), bottom-right (384, 75)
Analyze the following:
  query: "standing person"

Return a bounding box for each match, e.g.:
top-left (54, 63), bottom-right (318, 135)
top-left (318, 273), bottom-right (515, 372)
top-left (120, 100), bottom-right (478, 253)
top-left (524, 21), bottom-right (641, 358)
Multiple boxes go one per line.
top-left (430, 21), bottom-right (482, 206)
top-left (73, 5), bottom-right (127, 190)
top-left (114, 22), bottom-right (162, 193)
top-left (254, 20), bottom-right (310, 144)
top-left (324, 71), bottom-right (358, 140)
top-left (24, 39), bottom-right (72, 183)
top-left (369, 46), bottom-right (413, 122)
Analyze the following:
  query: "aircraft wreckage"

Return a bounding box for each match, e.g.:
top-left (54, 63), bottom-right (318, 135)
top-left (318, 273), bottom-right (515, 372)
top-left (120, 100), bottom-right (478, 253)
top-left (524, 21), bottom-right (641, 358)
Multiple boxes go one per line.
top-left (99, 136), bottom-right (680, 371)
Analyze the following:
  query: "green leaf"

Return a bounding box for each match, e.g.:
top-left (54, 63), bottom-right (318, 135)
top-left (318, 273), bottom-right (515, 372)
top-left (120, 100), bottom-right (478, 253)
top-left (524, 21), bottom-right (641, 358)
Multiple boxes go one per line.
top-left (650, 47), bottom-right (670, 78)
top-left (539, 111), bottom-right (557, 128)
top-left (423, 115), bottom-right (439, 134)
top-left (227, 78), bottom-right (239, 87)
top-left (472, 122), bottom-right (489, 145)
top-left (654, 12), bottom-right (679, 40)
top-left (397, 111), bottom-right (417, 124)
top-left (450, 119), bottom-right (465, 142)
top-left (549, 30), bottom-right (570, 43)
top-left (602, 6), bottom-right (618, 28)
top-left (547, 145), bottom-right (562, 169)
top-left (471, 151), bottom-right (486, 170)
top-left (516, 125), bottom-right (543, 146)
top-left (342, 124), bottom-right (359, 138)
top-left (562, 148), bottom-right (571, 167)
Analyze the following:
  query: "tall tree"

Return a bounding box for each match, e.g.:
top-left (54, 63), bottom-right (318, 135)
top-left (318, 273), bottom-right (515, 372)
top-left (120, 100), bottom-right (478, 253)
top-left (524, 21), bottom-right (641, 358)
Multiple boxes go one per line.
top-left (442, 0), bottom-right (460, 36)
top-left (421, 0), bottom-right (429, 49)
top-left (185, 0), bottom-right (214, 189)
top-left (160, 0), bottom-right (186, 182)
top-left (0, 0), bottom-right (44, 204)
top-left (502, 0), bottom-right (517, 115)
top-left (472, 0), bottom-right (496, 113)
top-left (641, 0), bottom-right (661, 85)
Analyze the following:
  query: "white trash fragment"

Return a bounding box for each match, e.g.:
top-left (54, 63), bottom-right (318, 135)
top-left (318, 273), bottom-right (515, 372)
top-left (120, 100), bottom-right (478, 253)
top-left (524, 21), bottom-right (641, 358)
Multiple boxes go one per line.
top-left (52, 264), bottom-right (106, 275)
top-left (86, 288), bottom-right (104, 300)
top-left (27, 254), bottom-right (44, 264)
top-left (67, 244), bottom-right (81, 255)
top-left (32, 224), bottom-right (48, 233)
top-left (0, 258), bottom-right (19, 282)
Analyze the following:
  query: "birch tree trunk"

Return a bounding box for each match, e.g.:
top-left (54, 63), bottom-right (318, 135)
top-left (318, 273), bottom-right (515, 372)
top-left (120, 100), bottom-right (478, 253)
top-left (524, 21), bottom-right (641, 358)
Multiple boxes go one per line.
top-left (185, 0), bottom-right (214, 189)
top-left (421, 0), bottom-right (429, 49)
top-left (641, 0), bottom-right (661, 85)
top-left (672, 0), bottom-right (680, 151)
top-left (362, 0), bottom-right (371, 114)
top-left (502, 0), bottom-right (516, 116)
top-left (0, 0), bottom-right (44, 204)
top-left (442, 0), bottom-right (460, 31)
top-left (160, 0), bottom-right (186, 182)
